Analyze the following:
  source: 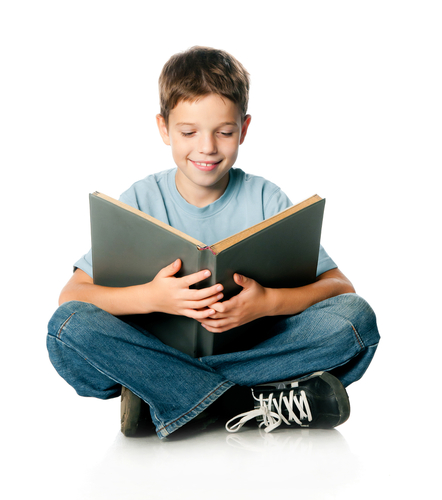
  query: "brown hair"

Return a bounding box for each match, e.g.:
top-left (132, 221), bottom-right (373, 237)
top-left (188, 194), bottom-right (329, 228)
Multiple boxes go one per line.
top-left (159, 46), bottom-right (250, 125)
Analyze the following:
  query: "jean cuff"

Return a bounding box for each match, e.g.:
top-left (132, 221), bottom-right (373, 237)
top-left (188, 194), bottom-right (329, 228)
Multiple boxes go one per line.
top-left (155, 380), bottom-right (234, 439)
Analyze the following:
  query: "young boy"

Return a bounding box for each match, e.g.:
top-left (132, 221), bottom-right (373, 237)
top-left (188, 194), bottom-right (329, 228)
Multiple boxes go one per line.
top-left (47, 46), bottom-right (380, 438)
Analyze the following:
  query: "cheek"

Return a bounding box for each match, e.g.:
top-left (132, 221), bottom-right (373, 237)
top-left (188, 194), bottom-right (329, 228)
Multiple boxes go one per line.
top-left (220, 137), bottom-right (239, 154)
top-left (170, 141), bottom-right (189, 162)
top-left (226, 145), bottom-right (240, 161)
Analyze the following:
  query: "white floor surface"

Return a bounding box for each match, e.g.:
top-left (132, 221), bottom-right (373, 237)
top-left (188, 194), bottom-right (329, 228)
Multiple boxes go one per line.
top-left (4, 305), bottom-right (440, 499)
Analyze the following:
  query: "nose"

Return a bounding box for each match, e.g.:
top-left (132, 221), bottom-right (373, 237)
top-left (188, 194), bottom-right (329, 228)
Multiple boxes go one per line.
top-left (198, 133), bottom-right (217, 155)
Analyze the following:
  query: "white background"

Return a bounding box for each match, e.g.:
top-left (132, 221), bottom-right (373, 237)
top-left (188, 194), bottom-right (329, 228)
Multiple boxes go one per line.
top-left (1, 1), bottom-right (440, 499)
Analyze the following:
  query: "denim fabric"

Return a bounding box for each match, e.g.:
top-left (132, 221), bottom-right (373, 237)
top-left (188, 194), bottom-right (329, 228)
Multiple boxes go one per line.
top-left (47, 293), bottom-right (379, 439)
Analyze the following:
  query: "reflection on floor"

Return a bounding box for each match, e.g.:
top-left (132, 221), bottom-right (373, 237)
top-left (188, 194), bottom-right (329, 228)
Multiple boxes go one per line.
top-left (5, 356), bottom-right (439, 500)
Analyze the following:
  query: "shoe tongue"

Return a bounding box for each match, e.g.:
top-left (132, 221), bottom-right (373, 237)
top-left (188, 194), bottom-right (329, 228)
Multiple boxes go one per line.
top-left (274, 381), bottom-right (299, 390)
top-left (275, 383), bottom-right (286, 390)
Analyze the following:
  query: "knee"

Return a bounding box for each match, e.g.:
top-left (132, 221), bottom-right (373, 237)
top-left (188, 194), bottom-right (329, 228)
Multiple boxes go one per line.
top-left (46, 302), bottom-right (121, 399)
top-left (46, 301), bottom-right (105, 365)
top-left (333, 293), bottom-right (380, 347)
top-left (47, 301), bottom-right (98, 339)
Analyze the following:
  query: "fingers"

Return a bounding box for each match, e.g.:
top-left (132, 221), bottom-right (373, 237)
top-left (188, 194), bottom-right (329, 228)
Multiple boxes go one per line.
top-left (200, 297), bottom-right (235, 331)
top-left (184, 290), bottom-right (224, 310)
top-left (178, 266), bottom-right (225, 301)
top-left (199, 275), bottom-right (266, 332)
top-left (157, 261), bottom-right (221, 292)
top-left (181, 268), bottom-right (212, 287)
top-left (158, 260), bottom-right (218, 289)
top-left (156, 258), bottom-right (182, 278)
top-left (185, 307), bottom-right (217, 321)
top-left (200, 317), bottom-right (233, 333)
top-left (154, 260), bottom-right (237, 317)
top-left (210, 300), bottom-right (228, 314)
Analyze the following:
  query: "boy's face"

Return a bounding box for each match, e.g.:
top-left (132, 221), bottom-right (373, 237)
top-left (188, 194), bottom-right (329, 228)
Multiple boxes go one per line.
top-left (157, 94), bottom-right (251, 207)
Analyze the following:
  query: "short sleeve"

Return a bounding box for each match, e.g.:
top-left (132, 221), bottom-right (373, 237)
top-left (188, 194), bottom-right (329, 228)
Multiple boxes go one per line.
top-left (118, 187), bottom-right (141, 210)
top-left (316, 246), bottom-right (337, 276)
top-left (263, 187), bottom-right (293, 219)
top-left (73, 248), bottom-right (93, 278)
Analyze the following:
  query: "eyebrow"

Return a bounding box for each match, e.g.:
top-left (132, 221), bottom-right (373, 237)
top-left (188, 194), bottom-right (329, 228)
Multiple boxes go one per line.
top-left (174, 122), bottom-right (239, 128)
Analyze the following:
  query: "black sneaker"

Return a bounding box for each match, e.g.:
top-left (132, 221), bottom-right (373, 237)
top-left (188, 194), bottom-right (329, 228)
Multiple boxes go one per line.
top-left (225, 372), bottom-right (350, 433)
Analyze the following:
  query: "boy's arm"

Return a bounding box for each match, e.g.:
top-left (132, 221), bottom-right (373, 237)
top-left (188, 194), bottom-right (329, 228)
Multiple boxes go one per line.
top-left (200, 268), bottom-right (355, 333)
top-left (59, 259), bottom-right (223, 320)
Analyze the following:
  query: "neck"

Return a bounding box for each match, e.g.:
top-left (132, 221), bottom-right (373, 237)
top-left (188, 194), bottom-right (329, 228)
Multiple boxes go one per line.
top-left (175, 171), bottom-right (230, 208)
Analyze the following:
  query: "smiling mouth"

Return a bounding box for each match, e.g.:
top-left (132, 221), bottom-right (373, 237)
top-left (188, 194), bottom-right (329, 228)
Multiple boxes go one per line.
top-left (191, 160), bottom-right (222, 167)
top-left (190, 159), bottom-right (222, 171)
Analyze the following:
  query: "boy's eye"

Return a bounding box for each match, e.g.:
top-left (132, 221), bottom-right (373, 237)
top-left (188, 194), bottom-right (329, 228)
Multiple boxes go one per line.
top-left (181, 131), bottom-right (233, 137)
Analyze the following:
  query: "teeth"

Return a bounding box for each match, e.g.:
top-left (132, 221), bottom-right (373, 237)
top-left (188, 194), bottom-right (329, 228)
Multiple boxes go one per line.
top-left (194, 161), bottom-right (217, 166)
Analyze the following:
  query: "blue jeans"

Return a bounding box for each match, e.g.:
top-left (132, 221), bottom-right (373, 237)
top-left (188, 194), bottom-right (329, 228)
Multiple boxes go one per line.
top-left (47, 293), bottom-right (379, 439)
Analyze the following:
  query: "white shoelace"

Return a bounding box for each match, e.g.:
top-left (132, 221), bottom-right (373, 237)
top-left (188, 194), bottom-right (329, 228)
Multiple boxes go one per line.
top-left (225, 389), bottom-right (312, 433)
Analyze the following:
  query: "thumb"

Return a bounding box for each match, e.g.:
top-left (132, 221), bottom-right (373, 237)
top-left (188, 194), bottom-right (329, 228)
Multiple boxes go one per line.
top-left (158, 258), bottom-right (181, 278)
top-left (234, 273), bottom-right (251, 288)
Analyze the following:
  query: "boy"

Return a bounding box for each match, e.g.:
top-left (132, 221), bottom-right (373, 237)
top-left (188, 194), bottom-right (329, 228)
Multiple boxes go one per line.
top-left (47, 47), bottom-right (380, 438)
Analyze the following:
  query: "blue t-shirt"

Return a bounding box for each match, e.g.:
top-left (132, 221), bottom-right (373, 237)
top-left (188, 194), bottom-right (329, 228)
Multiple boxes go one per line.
top-left (74, 168), bottom-right (336, 278)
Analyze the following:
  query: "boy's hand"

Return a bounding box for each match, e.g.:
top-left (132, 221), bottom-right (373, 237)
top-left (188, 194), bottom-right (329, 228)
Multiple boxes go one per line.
top-left (198, 268), bottom-right (356, 333)
top-left (199, 274), bottom-right (272, 333)
top-left (147, 259), bottom-right (223, 320)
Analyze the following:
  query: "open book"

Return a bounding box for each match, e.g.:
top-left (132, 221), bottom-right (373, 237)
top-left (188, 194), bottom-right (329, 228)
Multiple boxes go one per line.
top-left (90, 192), bottom-right (326, 357)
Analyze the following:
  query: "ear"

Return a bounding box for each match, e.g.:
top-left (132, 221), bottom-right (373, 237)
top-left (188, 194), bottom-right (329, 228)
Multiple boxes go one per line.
top-left (239, 115), bottom-right (252, 145)
top-left (156, 114), bottom-right (171, 145)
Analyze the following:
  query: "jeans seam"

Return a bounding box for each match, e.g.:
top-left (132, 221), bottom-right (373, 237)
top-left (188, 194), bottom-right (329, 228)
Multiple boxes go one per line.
top-left (350, 322), bottom-right (364, 349)
top-left (57, 312), bottom-right (76, 339)
top-left (315, 310), bottom-right (365, 350)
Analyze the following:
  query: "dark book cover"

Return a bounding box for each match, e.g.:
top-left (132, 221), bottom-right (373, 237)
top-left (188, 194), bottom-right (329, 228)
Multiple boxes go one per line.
top-left (90, 192), bottom-right (325, 357)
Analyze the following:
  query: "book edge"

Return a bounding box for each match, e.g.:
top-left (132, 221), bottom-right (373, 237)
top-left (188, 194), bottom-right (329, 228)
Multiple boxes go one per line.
top-left (211, 194), bottom-right (323, 254)
top-left (91, 192), bottom-right (205, 248)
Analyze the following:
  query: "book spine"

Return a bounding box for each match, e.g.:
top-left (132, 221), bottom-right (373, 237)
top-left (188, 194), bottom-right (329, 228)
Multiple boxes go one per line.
top-left (196, 248), bottom-right (217, 356)
top-left (197, 245), bottom-right (217, 256)
top-left (195, 247), bottom-right (217, 288)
